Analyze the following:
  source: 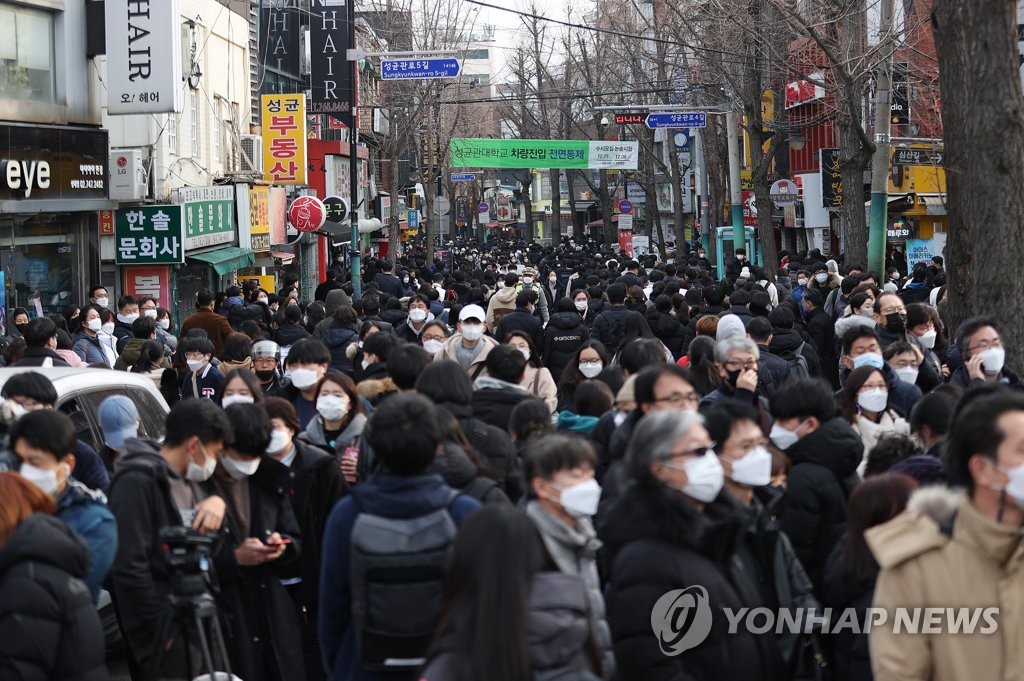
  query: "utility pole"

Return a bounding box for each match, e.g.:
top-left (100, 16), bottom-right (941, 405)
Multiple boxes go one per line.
top-left (727, 111), bottom-right (745, 256)
top-left (867, 0), bottom-right (895, 274)
top-left (347, 0), bottom-right (361, 297)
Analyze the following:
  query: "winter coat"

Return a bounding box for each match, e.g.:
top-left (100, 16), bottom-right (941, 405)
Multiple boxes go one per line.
top-left (647, 311), bottom-right (689, 360)
top-left (722, 305), bottom-right (753, 327)
top-left (839, 363), bottom-right (922, 418)
top-left (420, 572), bottom-right (596, 681)
top-left (471, 376), bottom-right (533, 431)
top-left (867, 488), bottom-right (1024, 681)
top-left (115, 337), bottom-right (172, 371)
top-left (851, 410), bottom-right (911, 473)
top-left (556, 411), bottom-right (600, 435)
top-left (778, 417), bottom-right (863, 597)
top-left (56, 481), bottom-right (117, 604)
top-left (496, 306), bottom-right (545, 352)
top-left (300, 412), bottom-right (368, 457)
top-left (949, 364), bottom-right (1024, 390)
top-left (373, 272), bottom-right (405, 298)
top-left (395, 313), bottom-right (435, 345)
top-left (591, 304), bottom-right (631, 351)
top-left (275, 322), bottom-right (312, 348)
top-left (318, 473), bottom-right (481, 681)
top-left (804, 308), bottom-right (837, 385)
top-left (757, 344), bottom-right (792, 392)
top-left (11, 346), bottom-right (69, 367)
top-left (834, 312), bottom-right (876, 342)
top-left (485, 286), bottom-right (518, 328)
top-left (543, 312), bottom-right (590, 382)
top-left (823, 536), bottom-right (877, 681)
top-left (211, 459), bottom-right (306, 681)
top-left (598, 481), bottom-right (779, 681)
top-left (436, 401), bottom-right (518, 497)
top-left (72, 331), bottom-right (109, 366)
top-left (426, 442), bottom-right (510, 505)
top-left (180, 308), bottom-right (233, 355)
top-left (521, 365), bottom-right (558, 412)
top-left (181, 362), bottom-right (225, 400)
top-left (526, 501), bottom-right (616, 679)
top-left (322, 320), bottom-right (360, 375)
top-left (379, 308), bottom-right (408, 328)
top-left (433, 334), bottom-right (497, 379)
top-left (0, 514), bottom-right (108, 681)
top-left (356, 361), bottom-right (398, 407)
top-left (768, 326), bottom-right (822, 377)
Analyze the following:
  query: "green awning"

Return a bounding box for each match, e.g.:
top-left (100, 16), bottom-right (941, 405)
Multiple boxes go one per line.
top-left (188, 247), bottom-right (256, 276)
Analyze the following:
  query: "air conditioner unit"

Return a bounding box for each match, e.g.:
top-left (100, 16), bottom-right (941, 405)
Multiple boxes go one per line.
top-left (239, 135), bottom-right (263, 174)
top-left (109, 148), bottom-right (147, 201)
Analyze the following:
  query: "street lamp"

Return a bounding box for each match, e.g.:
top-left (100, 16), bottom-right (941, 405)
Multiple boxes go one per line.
top-left (787, 132), bottom-right (809, 151)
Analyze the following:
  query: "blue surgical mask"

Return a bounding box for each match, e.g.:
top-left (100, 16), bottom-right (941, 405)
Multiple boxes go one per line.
top-left (852, 352), bottom-right (885, 370)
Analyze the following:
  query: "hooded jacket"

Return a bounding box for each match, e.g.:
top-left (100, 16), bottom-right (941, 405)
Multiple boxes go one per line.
top-left (56, 482), bottom-right (117, 604)
top-left (436, 400), bottom-right (518, 497)
top-left (314, 289), bottom-right (355, 339)
top-left (592, 304), bottom-right (631, 351)
top-left (769, 326), bottom-right (822, 377)
top-left (300, 412), bottom-right (368, 457)
top-left (356, 362), bottom-right (397, 406)
top-left (426, 442), bottom-right (509, 505)
top-left (323, 319), bottom-right (360, 375)
top-left (318, 473), bottom-right (481, 681)
top-left (471, 375), bottom-right (533, 431)
top-left (433, 334), bottom-right (497, 379)
top-left (420, 572), bottom-right (596, 681)
top-left (0, 514), bottom-right (108, 681)
top-left (778, 417), bottom-right (863, 596)
top-left (275, 321), bottom-right (312, 347)
top-left (647, 310), bottom-right (689, 360)
top-left (867, 488), bottom-right (1024, 681)
top-left (72, 331), bottom-right (108, 366)
top-left (543, 312), bottom-right (591, 381)
top-left (485, 285), bottom-right (519, 328)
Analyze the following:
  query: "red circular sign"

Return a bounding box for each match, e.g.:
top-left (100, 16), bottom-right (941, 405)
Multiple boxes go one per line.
top-left (288, 196), bottom-right (327, 233)
top-left (116, 156), bottom-right (128, 168)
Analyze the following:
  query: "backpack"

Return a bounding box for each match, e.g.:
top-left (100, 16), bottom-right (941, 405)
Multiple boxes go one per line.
top-left (349, 490), bottom-right (460, 671)
top-left (780, 341), bottom-right (810, 379)
top-left (445, 288), bottom-right (459, 303)
top-left (461, 476), bottom-right (500, 503)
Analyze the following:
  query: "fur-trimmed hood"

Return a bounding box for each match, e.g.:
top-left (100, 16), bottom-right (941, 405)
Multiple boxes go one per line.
top-left (356, 376), bottom-right (398, 402)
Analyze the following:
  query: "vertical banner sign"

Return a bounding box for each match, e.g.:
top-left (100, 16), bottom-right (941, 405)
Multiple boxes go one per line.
top-left (891, 62), bottom-right (910, 126)
top-left (105, 0), bottom-right (183, 114)
top-left (269, 186), bottom-right (289, 245)
top-left (115, 205), bottom-right (186, 264)
top-left (260, 0), bottom-right (301, 80)
top-left (174, 186), bottom-right (236, 251)
top-left (249, 186), bottom-right (271, 251)
top-left (819, 149), bottom-right (843, 208)
top-left (455, 196), bottom-right (470, 223)
top-left (122, 265), bottom-right (172, 310)
top-left (308, 0), bottom-right (352, 116)
top-left (261, 94), bottom-right (308, 185)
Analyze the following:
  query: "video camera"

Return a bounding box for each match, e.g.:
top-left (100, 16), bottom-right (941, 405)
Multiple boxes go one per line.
top-left (159, 526), bottom-right (215, 576)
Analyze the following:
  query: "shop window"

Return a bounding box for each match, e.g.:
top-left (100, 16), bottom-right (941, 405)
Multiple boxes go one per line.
top-left (0, 4), bottom-right (55, 104)
top-left (0, 215), bottom-right (76, 319)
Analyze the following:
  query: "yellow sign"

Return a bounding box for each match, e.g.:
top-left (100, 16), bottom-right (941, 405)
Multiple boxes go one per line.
top-left (761, 89), bottom-right (776, 124)
top-left (239, 274), bottom-right (277, 296)
top-left (249, 186), bottom-right (271, 251)
top-left (261, 94), bottom-right (307, 185)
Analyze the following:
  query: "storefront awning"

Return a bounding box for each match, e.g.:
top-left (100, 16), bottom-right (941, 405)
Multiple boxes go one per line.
top-left (575, 202), bottom-right (597, 211)
top-left (271, 251), bottom-right (296, 262)
top-left (586, 215), bottom-right (621, 227)
top-left (188, 247), bottom-right (256, 276)
top-left (920, 194), bottom-right (947, 215)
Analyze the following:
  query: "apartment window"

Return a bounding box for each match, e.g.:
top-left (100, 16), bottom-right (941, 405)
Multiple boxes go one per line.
top-left (464, 49), bottom-right (489, 60)
top-left (167, 113), bottom-right (177, 155)
top-left (212, 99), bottom-right (221, 163)
top-left (190, 92), bottom-right (199, 158)
top-left (0, 4), bottom-right (55, 103)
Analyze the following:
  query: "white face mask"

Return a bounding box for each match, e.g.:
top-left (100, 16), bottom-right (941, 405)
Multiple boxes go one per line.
top-left (186, 358), bottom-right (206, 373)
top-left (797, 278), bottom-right (807, 287)
top-left (858, 307), bottom-right (875, 318)
top-left (814, 273), bottom-right (828, 284)
top-left (19, 462), bottom-right (61, 495)
top-left (522, 276), bottom-right (533, 285)
top-left (221, 455), bottom-right (260, 480)
top-left (101, 322), bottom-right (115, 335)
top-left (221, 394), bottom-right (255, 408)
top-left (186, 443), bottom-right (218, 482)
top-left (266, 428), bottom-right (292, 455)
top-left (95, 297), bottom-right (109, 308)
top-left (916, 329), bottom-right (937, 349)
top-left (895, 367), bottom-right (919, 386)
top-left (554, 478), bottom-right (602, 518)
top-left (423, 339), bottom-right (444, 355)
top-left (158, 318), bottom-right (170, 330)
top-left (143, 309), bottom-right (158, 319)
top-left (120, 312), bottom-right (140, 324)
top-left (579, 361), bottom-right (603, 379)
top-left (979, 347), bottom-right (1006, 375)
top-left (289, 367), bottom-right (320, 389)
top-left (257, 297), bottom-right (269, 305)
top-left (549, 276), bottom-right (558, 284)
top-left (361, 359), bottom-right (371, 371)
top-left (665, 451), bottom-right (724, 503)
top-left (461, 324), bottom-right (485, 342)
top-left (574, 300), bottom-right (588, 312)
top-left (409, 308), bottom-right (428, 323)
top-left (858, 388), bottom-right (889, 413)
top-left (317, 394), bottom-right (350, 421)
top-left (769, 422), bottom-right (803, 450)
top-left (85, 317), bottom-right (102, 332)
top-left (1000, 463), bottom-right (1024, 509)
top-left (727, 446), bottom-right (772, 487)
top-left (516, 346), bottom-right (531, 361)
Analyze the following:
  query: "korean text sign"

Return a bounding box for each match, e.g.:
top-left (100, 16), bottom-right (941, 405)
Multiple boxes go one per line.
top-left (122, 265), bottom-right (171, 309)
top-left (105, 0), bottom-right (183, 115)
top-left (262, 94), bottom-right (308, 185)
top-left (174, 185), bottom-right (235, 251)
top-left (449, 139), bottom-right (639, 170)
top-left (115, 205), bottom-right (186, 265)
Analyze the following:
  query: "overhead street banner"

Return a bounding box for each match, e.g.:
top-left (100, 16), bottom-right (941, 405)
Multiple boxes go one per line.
top-left (449, 139), bottom-right (639, 170)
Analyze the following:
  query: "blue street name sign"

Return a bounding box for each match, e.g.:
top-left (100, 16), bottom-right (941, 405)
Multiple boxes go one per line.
top-left (380, 58), bottom-right (462, 80)
top-left (645, 112), bottom-right (707, 129)
top-left (451, 173), bottom-right (476, 182)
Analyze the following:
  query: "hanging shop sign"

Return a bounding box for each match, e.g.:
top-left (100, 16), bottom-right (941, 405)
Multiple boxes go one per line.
top-left (261, 0), bottom-right (302, 80)
top-left (308, 0), bottom-right (353, 115)
top-left (249, 186), bottom-right (271, 251)
top-left (174, 185), bottom-right (236, 251)
top-left (261, 94), bottom-right (308, 185)
top-left (122, 265), bottom-right (171, 309)
top-left (449, 139), bottom-right (639, 170)
top-left (115, 205), bottom-right (186, 265)
top-left (819, 148), bottom-right (843, 208)
top-left (105, 0), bottom-right (183, 115)
top-left (0, 124), bottom-right (109, 201)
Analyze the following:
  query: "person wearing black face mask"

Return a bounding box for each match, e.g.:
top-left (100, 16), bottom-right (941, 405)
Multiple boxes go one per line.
top-left (872, 293), bottom-right (908, 350)
top-left (252, 340), bottom-right (286, 396)
top-left (701, 337), bottom-right (774, 426)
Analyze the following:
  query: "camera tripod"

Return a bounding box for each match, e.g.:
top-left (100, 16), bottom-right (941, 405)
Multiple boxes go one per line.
top-left (146, 571), bottom-right (233, 681)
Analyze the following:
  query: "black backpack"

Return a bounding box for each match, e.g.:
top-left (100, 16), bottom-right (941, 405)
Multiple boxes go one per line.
top-left (349, 490), bottom-right (459, 671)
top-left (780, 342), bottom-right (811, 379)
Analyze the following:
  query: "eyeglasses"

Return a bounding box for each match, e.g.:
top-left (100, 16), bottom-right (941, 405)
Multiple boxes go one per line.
top-left (665, 445), bottom-right (715, 461)
top-left (654, 392), bottom-right (701, 407)
top-left (880, 306), bottom-right (906, 316)
top-left (725, 361), bottom-right (758, 371)
top-left (969, 338), bottom-right (1002, 353)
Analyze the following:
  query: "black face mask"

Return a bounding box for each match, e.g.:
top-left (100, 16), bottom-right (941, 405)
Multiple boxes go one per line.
top-left (15, 323), bottom-right (26, 335)
top-left (726, 368), bottom-right (743, 388)
top-left (885, 312), bottom-right (907, 334)
top-left (255, 369), bottom-right (277, 382)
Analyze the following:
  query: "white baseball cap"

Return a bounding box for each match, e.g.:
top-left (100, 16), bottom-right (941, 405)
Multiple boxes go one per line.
top-left (459, 304), bottom-right (486, 322)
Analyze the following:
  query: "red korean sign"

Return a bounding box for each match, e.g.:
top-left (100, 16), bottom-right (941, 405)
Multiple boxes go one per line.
top-left (122, 265), bottom-right (171, 310)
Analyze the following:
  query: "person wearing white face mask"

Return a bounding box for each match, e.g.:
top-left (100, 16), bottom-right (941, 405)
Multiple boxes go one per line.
top-left (433, 304), bottom-right (498, 379)
top-left (524, 435), bottom-right (616, 679)
top-left (949, 316), bottom-right (1024, 389)
top-left (867, 390), bottom-right (1024, 681)
top-left (600, 410), bottom-right (778, 681)
top-left (218, 368), bottom-right (263, 409)
top-left (299, 370), bottom-right (367, 473)
top-left (768, 377), bottom-right (864, 597)
top-left (10, 409), bottom-right (117, 605)
top-left (281, 338), bottom-right (332, 429)
top-left (903, 302), bottom-right (944, 390)
top-left (507, 331), bottom-right (557, 411)
top-left (355, 331), bottom-right (402, 406)
top-left (179, 336), bottom-right (225, 401)
top-left (396, 294), bottom-right (435, 344)
top-left (106, 399), bottom-right (231, 678)
top-left (72, 303), bottom-right (111, 366)
top-left (705, 402), bottom-right (819, 670)
top-left (111, 293), bottom-right (141, 353)
top-left (841, 366), bottom-right (910, 476)
top-left (211, 403), bottom-right (306, 681)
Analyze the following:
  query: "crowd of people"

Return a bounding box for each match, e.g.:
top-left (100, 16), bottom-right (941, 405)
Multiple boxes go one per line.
top-left (0, 235), bottom-right (1020, 681)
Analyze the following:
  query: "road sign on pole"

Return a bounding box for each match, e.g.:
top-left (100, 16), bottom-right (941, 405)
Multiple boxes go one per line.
top-left (380, 58), bottom-right (462, 80)
top-left (478, 202), bottom-right (490, 213)
top-left (434, 196), bottom-right (451, 216)
top-left (618, 199), bottom-right (633, 214)
top-left (451, 173), bottom-right (476, 182)
top-left (645, 112), bottom-right (708, 129)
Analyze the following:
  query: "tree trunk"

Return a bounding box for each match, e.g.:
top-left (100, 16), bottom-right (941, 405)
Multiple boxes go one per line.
top-left (388, 152), bottom-right (401, 264)
top-left (549, 168), bottom-right (562, 243)
top-left (600, 169), bottom-right (615, 246)
top-left (838, 119), bottom-right (869, 268)
top-left (933, 0), bottom-right (1024, 365)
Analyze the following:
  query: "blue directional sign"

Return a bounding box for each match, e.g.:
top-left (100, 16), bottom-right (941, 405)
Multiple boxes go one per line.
top-left (407, 210), bottom-right (419, 230)
top-left (645, 112), bottom-right (707, 129)
top-left (451, 173), bottom-right (476, 182)
top-left (380, 58), bottom-right (462, 80)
